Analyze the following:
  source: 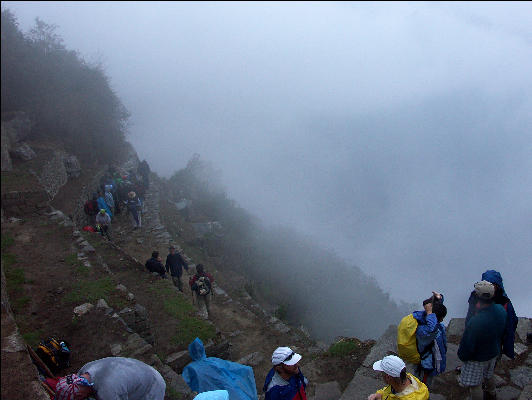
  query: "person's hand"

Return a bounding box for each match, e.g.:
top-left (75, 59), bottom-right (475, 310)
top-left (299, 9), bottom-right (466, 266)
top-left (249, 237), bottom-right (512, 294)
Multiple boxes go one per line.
top-left (368, 393), bottom-right (382, 400)
top-left (432, 291), bottom-right (442, 300)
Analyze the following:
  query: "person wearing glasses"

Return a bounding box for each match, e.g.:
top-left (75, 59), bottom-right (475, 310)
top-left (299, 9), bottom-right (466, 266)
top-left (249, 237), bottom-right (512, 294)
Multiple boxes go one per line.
top-left (54, 357), bottom-right (166, 399)
top-left (367, 355), bottom-right (429, 400)
top-left (263, 347), bottom-right (308, 400)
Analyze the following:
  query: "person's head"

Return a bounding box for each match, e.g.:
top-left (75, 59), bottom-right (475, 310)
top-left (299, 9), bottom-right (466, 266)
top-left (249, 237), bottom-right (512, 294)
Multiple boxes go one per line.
top-left (169, 246), bottom-right (176, 254)
top-left (97, 190), bottom-right (102, 196)
top-left (152, 251), bottom-right (159, 259)
top-left (99, 209), bottom-right (106, 215)
top-left (272, 347), bottom-right (302, 377)
top-left (196, 264), bottom-right (204, 274)
top-left (373, 355), bottom-right (408, 387)
top-left (92, 193), bottom-right (98, 201)
top-left (474, 280), bottom-right (495, 306)
top-left (128, 191), bottom-right (136, 199)
top-left (54, 373), bottom-right (94, 400)
top-left (481, 270), bottom-right (503, 295)
top-left (432, 302), bottom-right (447, 323)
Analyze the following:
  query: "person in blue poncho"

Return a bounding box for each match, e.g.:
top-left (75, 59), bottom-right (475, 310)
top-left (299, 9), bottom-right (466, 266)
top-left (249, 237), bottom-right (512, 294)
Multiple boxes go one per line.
top-left (182, 338), bottom-right (257, 400)
top-left (465, 269), bottom-right (518, 359)
top-left (96, 190), bottom-right (112, 219)
top-left (412, 292), bottom-right (447, 388)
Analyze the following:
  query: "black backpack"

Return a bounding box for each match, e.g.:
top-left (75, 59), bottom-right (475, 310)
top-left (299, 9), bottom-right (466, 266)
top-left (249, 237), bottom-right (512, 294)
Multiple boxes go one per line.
top-left (195, 276), bottom-right (211, 296)
top-left (34, 337), bottom-right (71, 373)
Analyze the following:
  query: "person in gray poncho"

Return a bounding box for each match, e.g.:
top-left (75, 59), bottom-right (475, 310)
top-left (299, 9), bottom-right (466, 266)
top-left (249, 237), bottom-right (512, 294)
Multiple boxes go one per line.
top-left (55, 357), bottom-right (166, 399)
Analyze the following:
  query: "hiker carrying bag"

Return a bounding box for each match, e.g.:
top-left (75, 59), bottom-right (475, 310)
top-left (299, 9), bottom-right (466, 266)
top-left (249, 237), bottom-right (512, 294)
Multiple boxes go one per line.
top-left (397, 314), bottom-right (420, 364)
top-left (195, 276), bottom-right (211, 296)
top-left (34, 337), bottom-right (71, 374)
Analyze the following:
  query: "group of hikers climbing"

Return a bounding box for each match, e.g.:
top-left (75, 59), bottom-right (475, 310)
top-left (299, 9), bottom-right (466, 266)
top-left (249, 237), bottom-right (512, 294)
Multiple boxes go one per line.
top-left (83, 161), bottom-right (150, 239)
top-left (145, 246), bottom-right (215, 318)
top-left (34, 268), bottom-right (518, 400)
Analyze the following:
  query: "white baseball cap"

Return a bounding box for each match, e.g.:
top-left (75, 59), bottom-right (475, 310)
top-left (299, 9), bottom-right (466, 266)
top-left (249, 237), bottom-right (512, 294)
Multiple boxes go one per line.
top-left (372, 355), bottom-right (406, 378)
top-left (271, 347), bottom-right (302, 366)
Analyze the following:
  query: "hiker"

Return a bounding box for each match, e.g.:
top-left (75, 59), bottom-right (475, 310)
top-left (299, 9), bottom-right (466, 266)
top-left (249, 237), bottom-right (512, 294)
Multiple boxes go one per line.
top-left (96, 191), bottom-right (112, 219)
top-left (125, 191), bottom-right (141, 229)
top-left (263, 347), bottom-right (308, 400)
top-left (104, 185), bottom-right (115, 215)
top-left (95, 209), bottom-right (112, 240)
top-left (189, 264), bottom-right (214, 317)
top-left (465, 269), bottom-right (518, 359)
top-left (367, 355), bottom-right (429, 400)
top-left (457, 281), bottom-right (507, 400)
top-left (145, 251), bottom-right (167, 278)
top-left (138, 159), bottom-right (150, 188)
top-left (54, 357), bottom-right (165, 399)
top-left (83, 194), bottom-right (99, 226)
top-left (165, 245), bottom-right (189, 292)
top-left (412, 292), bottom-right (447, 388)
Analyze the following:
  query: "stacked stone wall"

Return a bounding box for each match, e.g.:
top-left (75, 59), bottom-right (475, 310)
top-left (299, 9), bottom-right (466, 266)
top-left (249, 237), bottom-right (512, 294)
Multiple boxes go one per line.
top-left (1, 190), bottom-right (50, 217)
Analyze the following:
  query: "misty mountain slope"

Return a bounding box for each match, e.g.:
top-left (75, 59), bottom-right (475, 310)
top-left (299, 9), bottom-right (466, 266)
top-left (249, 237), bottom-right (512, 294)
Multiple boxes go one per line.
top-left (161, 155), bottom-right (414, 342)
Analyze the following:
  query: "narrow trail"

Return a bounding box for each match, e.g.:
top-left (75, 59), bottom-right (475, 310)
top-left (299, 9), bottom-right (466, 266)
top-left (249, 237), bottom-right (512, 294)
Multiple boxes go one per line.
top-left (106, 176), bottom-right (316, 393)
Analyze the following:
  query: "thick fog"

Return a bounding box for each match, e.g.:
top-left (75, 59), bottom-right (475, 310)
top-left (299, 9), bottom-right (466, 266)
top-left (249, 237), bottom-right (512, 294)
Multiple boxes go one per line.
top-left (4, 2), bottom-right (532, 323)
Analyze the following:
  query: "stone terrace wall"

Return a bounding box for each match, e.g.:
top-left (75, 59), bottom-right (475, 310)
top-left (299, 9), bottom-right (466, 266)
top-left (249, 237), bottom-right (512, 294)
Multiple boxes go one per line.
top-left (1, 190), bottom-right (50, 217)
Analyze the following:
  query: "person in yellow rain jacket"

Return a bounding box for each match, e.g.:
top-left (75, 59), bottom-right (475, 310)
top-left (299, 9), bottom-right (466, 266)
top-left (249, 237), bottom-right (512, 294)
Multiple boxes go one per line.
top-left (367, 355), bottom-right (429, 400)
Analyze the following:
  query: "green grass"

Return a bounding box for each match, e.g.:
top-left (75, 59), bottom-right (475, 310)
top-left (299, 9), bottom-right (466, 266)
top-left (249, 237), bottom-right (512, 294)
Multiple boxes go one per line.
top-left (65, 253), bottom-right (79, 266)
top-left (1, 233), bottom-right (15, 251)
top-left (167, 386), bottom-right (184, 400)
top-left (328, 339), bottom-right (360, 357)
top-left (22, 329), bottom-right (43, 347)
top-left (64, 277), bottom-right (115, 304)
top-left (150, 280), bottom-right (215, 347)
top-left (76, 265), bottom-right (90, 276)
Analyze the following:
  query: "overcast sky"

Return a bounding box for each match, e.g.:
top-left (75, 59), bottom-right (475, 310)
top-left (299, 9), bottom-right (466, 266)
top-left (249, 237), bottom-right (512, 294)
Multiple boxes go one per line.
top-left (4, 2), bottom-right (532, 323)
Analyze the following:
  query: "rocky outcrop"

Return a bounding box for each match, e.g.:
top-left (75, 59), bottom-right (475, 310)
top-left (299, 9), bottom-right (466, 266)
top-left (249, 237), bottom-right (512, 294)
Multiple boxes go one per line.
top-left (1, 112), bottom-right (34, 171)
top-left (11, 142), bottom-right (36, 161)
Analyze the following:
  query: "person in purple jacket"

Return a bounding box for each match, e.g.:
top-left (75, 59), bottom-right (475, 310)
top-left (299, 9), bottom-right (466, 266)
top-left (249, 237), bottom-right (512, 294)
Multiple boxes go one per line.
top-left (263, 347), bottom-right (308, 400)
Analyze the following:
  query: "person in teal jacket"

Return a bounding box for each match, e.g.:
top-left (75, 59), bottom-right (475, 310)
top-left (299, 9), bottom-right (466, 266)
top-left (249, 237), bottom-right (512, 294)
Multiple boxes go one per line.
top-left (458, 281), bottom-right (506, 400)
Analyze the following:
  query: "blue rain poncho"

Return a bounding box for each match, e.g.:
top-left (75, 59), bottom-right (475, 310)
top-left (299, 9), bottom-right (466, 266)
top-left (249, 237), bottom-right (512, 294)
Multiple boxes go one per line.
top-left (182, 338), bottom-right (258, 400)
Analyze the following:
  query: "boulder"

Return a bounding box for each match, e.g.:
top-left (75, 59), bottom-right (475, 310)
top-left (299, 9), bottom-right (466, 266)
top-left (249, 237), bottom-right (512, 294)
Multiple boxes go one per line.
top-left (73, 303), bottom-right (94, 316)
top-left (362, 324), bottom-right (398, 368)
top-left (516, 318), bottom-right (531, 343)
top-left (236, 352), bottom-right (264, 367)
top-left (2, 112), bottom-right (33, 143)
top-left (110, 343), bottom-right (122, 356)
top-left (314, 381), bottom-right (342, 400)
top-left (496, 386), bottom-right (521, 400)
top-left (509, 366), bottom-right (532, 388)
top-left (446, 318), bottom-right (465, 338)
top-left (445, 342), bottom-right (460, 372)
top-left (10, 142), bottom-right (36, 161)
top-left (518, 383), bottom-right (532, 400)
top-left (340, 374), bottom-right (382, 400)
top-left (96, 299), bottom-right (110, 309)
top-left (514, 342), bottom-right (527, 356)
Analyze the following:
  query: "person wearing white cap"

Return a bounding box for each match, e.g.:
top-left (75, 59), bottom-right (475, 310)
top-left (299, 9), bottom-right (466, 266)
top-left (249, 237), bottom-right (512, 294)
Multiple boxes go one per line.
top-left (457, 281), bottom-right (506, 400)
top-left (263, 347), bottom-right (308, 400)
top-left (368, 355), bottom-right (429, 400)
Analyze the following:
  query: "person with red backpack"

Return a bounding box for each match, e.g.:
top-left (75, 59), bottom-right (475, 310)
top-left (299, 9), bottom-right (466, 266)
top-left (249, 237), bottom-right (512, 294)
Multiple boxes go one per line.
top-left (83, 194), bottom-right (99, 226)
top-left (189, 264), bottom-right (214, 318)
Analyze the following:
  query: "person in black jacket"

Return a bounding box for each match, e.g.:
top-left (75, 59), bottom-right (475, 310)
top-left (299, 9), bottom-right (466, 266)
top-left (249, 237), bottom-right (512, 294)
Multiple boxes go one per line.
top-left (165, 246), bottom-right (189, 292)
top-left (145, 251), bottom-right (166, 278)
